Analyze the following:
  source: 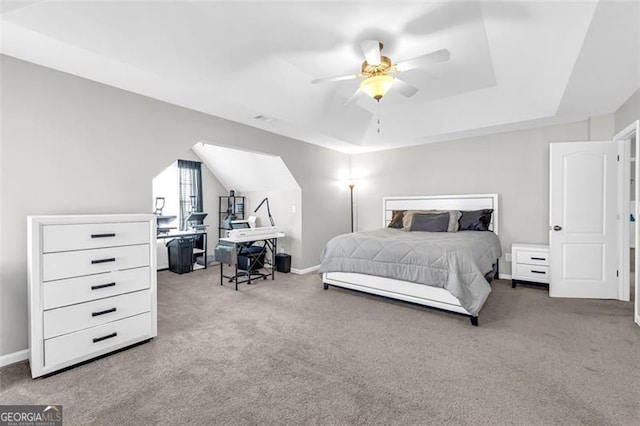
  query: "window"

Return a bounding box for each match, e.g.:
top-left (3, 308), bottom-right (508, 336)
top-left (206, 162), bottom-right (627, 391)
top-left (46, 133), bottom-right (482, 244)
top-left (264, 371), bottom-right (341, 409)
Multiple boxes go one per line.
top-left (177, 159), bottom-right (203, 231)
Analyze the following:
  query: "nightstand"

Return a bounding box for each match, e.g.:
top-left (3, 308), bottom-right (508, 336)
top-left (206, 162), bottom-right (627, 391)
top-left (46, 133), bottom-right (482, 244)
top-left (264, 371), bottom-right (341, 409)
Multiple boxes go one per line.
top-left (511, 243), bottom-right (549, 288)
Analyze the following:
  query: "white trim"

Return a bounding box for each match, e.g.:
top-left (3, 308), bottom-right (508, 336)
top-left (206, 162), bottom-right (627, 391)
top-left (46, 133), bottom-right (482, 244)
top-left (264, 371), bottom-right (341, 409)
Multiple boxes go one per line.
top-left (614, 120), bottom-right (639, 141)
top-left (291, 264), bottom-right (320, 275)
top-left (0, 349), bottom-right (29, 368)
top-left (618, 139), bottom-right (631, 301)
top-left (614, 120), bottom-right (639, 319)
top-left (499, 273), bottom-right (512, 280)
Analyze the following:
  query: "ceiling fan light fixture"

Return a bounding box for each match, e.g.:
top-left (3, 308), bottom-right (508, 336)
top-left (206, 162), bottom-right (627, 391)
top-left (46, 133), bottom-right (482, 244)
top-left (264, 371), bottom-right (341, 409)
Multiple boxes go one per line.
top-left (360, 75), bottom-right (394, 101)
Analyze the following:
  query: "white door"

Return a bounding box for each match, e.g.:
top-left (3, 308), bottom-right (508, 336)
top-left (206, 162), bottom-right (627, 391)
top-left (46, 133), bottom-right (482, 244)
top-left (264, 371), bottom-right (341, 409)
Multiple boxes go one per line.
top-left (549, 141), bottom-right (619, 298)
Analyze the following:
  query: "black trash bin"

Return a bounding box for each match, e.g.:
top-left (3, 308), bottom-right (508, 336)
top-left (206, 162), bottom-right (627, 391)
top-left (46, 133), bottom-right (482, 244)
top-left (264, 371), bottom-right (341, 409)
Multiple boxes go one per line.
top-left (275, 253), bottom-right (291, 273)
top-left (167, 238), bottom-right (194, 274)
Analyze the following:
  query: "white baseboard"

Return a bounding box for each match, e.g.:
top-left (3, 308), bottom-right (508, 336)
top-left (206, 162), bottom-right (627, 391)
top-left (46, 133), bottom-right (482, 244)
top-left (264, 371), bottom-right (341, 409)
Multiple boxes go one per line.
top-left (291, 264), bottom-right (320, 275)
top-left (0, 349), bottom-right (29, 368)
top-left (498, 273), bottom-right (512, 280)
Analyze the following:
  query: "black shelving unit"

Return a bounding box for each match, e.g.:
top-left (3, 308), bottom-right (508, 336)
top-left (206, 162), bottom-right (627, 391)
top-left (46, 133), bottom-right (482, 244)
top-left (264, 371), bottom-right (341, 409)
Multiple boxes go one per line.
top-left (218, 195), bottom-right (245, 238)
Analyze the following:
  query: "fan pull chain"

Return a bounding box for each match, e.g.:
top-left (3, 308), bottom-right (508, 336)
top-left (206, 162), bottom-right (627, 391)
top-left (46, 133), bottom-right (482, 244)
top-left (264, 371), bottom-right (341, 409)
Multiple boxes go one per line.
top-left (377, 100), bottom-right (382, 134)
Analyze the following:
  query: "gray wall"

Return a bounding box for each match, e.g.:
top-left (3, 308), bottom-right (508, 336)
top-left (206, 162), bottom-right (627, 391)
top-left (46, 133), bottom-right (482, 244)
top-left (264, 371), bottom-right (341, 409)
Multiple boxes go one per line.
top-left (351, 120), bottom-right (600, 277)
top-left (0, 56), bottom-right (350, 357)
top-left (243, 189), bottom-right (302, 268)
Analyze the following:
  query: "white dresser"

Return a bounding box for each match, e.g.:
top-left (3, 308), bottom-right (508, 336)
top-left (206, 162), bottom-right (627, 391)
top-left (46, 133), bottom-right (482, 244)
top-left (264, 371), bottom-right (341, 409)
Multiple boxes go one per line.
top-left (511, 243), bottom-right (550, 288)
top-left (27, 214), bottom-right (157, 378)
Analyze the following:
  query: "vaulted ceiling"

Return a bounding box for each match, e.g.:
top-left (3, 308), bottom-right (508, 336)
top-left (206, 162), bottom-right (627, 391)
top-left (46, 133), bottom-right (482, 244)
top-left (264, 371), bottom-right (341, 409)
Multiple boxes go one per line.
top-left (2, 0), bottom-right (638, 153)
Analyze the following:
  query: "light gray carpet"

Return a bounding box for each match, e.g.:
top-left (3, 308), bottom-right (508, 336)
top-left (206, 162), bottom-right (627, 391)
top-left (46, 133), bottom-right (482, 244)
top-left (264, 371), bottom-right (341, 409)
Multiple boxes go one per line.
top-left (1, 266), bottom-right (639, 425)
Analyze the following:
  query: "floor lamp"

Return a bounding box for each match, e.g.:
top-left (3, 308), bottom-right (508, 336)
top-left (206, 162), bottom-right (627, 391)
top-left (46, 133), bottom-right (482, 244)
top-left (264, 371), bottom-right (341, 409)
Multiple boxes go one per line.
top-left (348, 183), bottom-right (355, 233)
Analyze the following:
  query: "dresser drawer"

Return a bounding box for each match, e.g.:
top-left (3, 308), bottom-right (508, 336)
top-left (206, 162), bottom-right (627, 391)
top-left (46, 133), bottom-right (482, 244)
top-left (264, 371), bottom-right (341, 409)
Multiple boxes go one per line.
top-left (43, 244), bottom-right (149, 282)
top-left (43, 267), bottom-right (150, 309)
top-left (44, 290), bottom-right (151, 339)
top-left (44, 312), bottom-right (152, 368)
top-left (43, 221), bottom-right (150, 253)
top-left (516, 249), bottom-right (549, 266)
top-left (515, 264), bottom-right (550, 283)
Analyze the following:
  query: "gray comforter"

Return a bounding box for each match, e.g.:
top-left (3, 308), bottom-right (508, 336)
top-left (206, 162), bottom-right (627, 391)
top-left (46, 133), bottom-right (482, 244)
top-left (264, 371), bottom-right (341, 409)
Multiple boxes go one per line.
top-left (319, 229), bottom-right (502, 315)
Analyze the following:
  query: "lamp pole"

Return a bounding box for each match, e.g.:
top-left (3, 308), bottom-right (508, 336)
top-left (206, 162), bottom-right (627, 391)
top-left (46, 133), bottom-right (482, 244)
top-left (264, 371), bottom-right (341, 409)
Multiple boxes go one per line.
top-left (348, 183), bottom-right (355, 233)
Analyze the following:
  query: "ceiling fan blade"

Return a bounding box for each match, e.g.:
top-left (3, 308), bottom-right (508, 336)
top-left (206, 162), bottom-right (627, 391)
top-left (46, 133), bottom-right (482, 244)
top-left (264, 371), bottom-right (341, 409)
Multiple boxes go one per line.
top-left (393, 78), bottom-right (419, 97)
top-left (311, 74), bottom-right (358, 84)
top-left (395, 48), bottom-right (451, 72)
top-left (361, 40), bottom-right (382, 65)
top-left (344, 89), bottom-right (364, 106)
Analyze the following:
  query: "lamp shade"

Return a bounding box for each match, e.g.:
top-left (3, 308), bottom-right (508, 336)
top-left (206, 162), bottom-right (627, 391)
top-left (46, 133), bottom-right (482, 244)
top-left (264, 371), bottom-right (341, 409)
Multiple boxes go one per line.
top-left (360, 75), bottom-right (394, 101)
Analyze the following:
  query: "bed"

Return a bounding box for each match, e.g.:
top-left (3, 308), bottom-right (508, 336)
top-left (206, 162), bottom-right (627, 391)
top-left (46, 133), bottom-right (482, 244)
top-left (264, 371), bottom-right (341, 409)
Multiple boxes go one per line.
top-left (320, 194), bottom-right (502, 326)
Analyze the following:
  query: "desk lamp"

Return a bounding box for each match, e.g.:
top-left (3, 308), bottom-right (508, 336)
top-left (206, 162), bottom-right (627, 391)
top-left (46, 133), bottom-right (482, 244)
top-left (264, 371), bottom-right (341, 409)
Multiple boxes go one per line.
top-left (254, 198), bottom-right (275, 227)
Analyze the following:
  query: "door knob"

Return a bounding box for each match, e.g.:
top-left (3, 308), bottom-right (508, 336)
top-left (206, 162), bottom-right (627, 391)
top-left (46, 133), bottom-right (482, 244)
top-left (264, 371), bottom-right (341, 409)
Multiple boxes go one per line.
top-left (553, 225), bottom-right (562, 231)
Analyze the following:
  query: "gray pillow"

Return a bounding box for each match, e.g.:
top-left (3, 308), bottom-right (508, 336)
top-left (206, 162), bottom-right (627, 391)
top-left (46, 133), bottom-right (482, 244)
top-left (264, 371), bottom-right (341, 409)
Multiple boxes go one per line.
top-left (402, 210), bottom-right (461, 232)
top-left (409, 212), bottom-right (450, 232)
top-left (459, 209), bottom-right (493, 231)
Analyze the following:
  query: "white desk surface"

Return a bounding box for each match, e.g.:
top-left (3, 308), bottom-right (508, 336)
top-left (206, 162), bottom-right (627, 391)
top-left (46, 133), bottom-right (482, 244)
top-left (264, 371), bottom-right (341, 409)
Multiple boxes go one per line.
top-left (219, 232), bottom-right (285, 244)
top-left (156, 230), bottom-right (207, 239)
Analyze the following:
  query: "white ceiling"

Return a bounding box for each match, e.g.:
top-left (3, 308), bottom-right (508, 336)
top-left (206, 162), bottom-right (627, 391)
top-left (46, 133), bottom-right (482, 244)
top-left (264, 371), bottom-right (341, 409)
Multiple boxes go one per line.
top-left (1, 0), bottom-right (638, 153)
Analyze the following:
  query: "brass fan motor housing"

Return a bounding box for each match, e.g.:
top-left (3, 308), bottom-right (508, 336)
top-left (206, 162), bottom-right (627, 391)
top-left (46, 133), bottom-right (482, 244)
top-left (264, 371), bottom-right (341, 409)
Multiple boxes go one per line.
top-left (361, 55), bottom-right (395, 77)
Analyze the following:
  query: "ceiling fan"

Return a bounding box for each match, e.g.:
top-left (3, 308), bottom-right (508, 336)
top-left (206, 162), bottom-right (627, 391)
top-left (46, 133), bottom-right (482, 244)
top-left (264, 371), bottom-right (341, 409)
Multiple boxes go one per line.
top-left (311, 40), bottom-right (450, 103)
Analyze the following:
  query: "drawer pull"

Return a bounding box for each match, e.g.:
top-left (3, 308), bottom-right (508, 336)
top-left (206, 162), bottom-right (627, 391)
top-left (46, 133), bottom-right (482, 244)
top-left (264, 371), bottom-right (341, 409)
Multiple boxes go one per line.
top-left (531, 270), bottom-right (546, 274)
top-left (91, 257), bottom-right (116, 265)
top-left (91, 282), bottom-right (116, 290)
top-left (91, 233), bottom-right (116, 239)
top-left (531, 257), bottom-right (546, 261)
top-left (93, 332), bottom-right (117, 343)
top-left (92, 307), bottom-right (117, 317)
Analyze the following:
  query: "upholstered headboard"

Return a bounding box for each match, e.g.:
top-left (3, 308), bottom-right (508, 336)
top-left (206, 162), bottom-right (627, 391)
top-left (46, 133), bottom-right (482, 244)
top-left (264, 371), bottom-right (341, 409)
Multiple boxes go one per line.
top-left (382, 194), bottom-right (499, 235)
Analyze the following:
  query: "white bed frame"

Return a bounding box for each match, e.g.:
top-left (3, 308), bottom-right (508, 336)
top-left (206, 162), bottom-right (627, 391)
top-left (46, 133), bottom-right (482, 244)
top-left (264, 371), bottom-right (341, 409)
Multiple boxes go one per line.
top-left (322, 194), bottom-right (499, 326)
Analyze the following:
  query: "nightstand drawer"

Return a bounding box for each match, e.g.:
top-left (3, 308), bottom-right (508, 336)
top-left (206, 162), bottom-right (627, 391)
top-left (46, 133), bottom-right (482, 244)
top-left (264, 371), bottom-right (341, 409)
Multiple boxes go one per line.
top-left (515, 264), bottom-right (549, 282)
top-left (43, 221), bottom-right (150, 253)
top-left (42, 244), bottom-right (149, 282)
top-left (516, 250), bottom-right (549, 266)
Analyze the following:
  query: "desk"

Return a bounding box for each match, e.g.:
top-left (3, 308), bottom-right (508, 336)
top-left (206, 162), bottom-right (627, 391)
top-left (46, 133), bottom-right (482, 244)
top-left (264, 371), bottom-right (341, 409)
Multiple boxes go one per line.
top-left (156, 231), bottom-right (208, 271)
top-left (216, 233), bottom-right (284, 290)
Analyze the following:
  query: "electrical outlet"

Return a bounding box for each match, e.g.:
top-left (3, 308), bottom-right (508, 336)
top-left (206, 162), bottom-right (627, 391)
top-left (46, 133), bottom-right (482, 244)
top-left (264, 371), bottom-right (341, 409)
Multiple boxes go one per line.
top-left (505, 253), bottom-right (512, 262)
